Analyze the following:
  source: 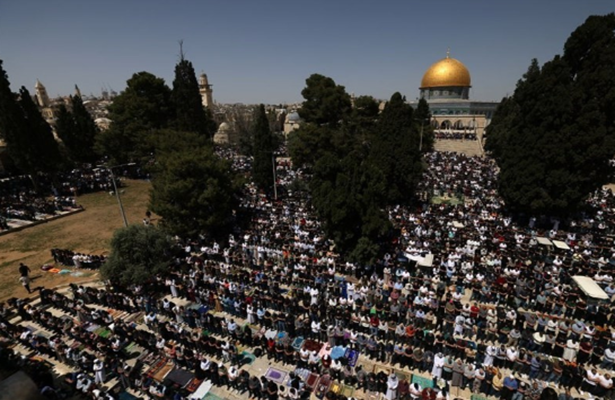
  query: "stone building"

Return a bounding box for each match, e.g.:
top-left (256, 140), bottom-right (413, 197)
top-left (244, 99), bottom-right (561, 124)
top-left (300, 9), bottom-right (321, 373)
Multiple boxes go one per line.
top-left (34, 79), bottom-right (55, 122)
top-left (198, 73), bottom-right (214, 109)
top-left (283, 111), bottom-right (302, 136)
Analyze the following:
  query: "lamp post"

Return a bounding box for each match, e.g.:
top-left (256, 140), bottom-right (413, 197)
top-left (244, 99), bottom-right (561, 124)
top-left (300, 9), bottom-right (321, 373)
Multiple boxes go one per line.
top-left (98, 163), bottom-right (134, 227)
top-left (272, 153), bottom-right (278, 201)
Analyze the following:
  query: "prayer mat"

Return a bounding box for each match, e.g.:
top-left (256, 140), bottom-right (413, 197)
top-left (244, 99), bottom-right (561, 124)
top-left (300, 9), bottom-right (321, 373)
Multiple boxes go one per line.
top-left (202, 394), bottom-right (223, 400)
top-left (240, 350), bottom-right (255, 365)
top-left (318, 343), bottom-right (331, 358)
top-left (341, 385), bottom-right (355, 398)
top-left (302, 339), bottom-right (322, 352)
top-left (411, 373), bottom-right (434, 389)
top-left (98, 329), bottom-right (112, 338)
top-left (330, 381), bottom-right (342, 394)
top-left (293, 368), bottom-right (310, 381)
top-left (165, 367), bottom-right (195, 387)
top-left (118, 392), bottom-right (138, 400)
top-left (291, 336), bottom-right (304, 351)
top-left (265, 367), bottom-right (286, 384)
top-left (124, 342), bottom-right (137, 353)
top-left (306, 372), bottom-right (319, 389)
top-left (151, 361), bottom-right (173, 382)
top-left (146, 357), bottom-right (168, 378)
top-left (186, 378), bottom-right (202, 393)
top-left (315, 375), bottom-right (332, 398)
top-left (191, 380), bottom-right (213, 399)
top-left (85, 324), bottom-right (101, 333)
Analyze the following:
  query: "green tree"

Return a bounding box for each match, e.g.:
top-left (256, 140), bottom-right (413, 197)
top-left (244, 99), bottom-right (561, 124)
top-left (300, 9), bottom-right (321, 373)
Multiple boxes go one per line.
top-left (298, 74), bottom-right (351, 126)
top-left (149, 133), bottom-right (239, 238)
top-left (252, 104), bottom-right (275, 191)
top-left (288, 123), bottom-right (337, 168)
top-left (0, 60), bottom-right (26, 162)
top-left (486, 14), bottom-right (615, 214)
top-left (171, 48), bottom-right (214, 137)
top-left (96, 71), bottom-right (172, 164)
top-left (310, 147), bottom-right (390, 263)
top-left (100, 224), bottom-right (173, 285)
top-left (55, 96), bottom-right (98, 164)
top-left (0, 66), bottom-right (61, 183)
top-left (370, 92), bottom-right (424, 204)
top-left (414, 97), bottom-right (434, 152)
top-left (70, 94), bottom-right (98, 162)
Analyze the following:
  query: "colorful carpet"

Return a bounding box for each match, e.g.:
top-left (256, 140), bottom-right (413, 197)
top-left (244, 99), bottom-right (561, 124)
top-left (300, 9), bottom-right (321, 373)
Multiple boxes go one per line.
top-left (265, 367), bottom-right (287, 384)
top-left (306, 372), bottom-right (320, 389)
top-left (202, 393), bottom-right (223, 400)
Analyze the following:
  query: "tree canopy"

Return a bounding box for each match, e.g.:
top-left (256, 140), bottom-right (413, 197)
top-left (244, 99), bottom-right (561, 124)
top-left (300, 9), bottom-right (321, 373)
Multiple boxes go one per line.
top-left (485, 14), bottom-right (615, 215)
top-left (298, 74), bottom-right (351, 127)
top-left (55, 95), bottom-right (98, 164)
top-left (96, 71), bottom-right (173, 164)
top-left (289, 77), bottom-right (429, 263)
top-left (100, 224), bottom-right (173, 285)
top-left (0, 61), bottom-right (61, 181)
top-left (149, 131), bottom-right (240, 239)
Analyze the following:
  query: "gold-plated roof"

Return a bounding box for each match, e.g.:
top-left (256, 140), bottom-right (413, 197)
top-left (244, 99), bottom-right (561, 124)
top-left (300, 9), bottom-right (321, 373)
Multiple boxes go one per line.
top-left (420, 54), bottom-right (471, 88)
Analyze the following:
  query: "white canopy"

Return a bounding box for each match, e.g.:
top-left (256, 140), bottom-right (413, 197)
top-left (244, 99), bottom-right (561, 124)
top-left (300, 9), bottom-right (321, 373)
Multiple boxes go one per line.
top-left (552, 240), bottom-right (570, 250)
top-left (572, 276), bottom-right (609, 300)
top-left (536, 237), bottom-right (552, 246)
top-left (418, 254), bottom-right (434, 267)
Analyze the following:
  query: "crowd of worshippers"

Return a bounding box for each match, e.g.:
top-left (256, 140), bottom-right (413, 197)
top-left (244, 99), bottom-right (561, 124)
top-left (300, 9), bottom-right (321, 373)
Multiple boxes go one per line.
top-left (0, 167), bottom-right (119, 227)
top-left (433, 132), bottom-right (478, 141)
top-left (1, 151), bottom-right (615, 400)
top-left (50, 249), bottom-right (107, 269)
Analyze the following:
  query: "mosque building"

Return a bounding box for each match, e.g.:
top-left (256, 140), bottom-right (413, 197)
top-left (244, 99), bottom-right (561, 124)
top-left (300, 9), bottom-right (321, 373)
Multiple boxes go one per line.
top-left (409, 51), bottom-right (499, 141)
top-left (198, 73), bottom-right (214, 109)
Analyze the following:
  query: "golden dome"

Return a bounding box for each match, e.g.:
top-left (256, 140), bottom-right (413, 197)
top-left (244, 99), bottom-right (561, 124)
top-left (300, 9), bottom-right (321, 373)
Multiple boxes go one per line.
top-left (420, 54), bottom-right (471, 89)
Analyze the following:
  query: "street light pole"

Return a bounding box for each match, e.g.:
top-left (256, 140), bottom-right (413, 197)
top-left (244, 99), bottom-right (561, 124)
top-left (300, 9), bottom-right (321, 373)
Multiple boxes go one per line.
top-left (108, 167), bottom-right (128, 227)
top-left (272, 153), bottom-right (278, 201)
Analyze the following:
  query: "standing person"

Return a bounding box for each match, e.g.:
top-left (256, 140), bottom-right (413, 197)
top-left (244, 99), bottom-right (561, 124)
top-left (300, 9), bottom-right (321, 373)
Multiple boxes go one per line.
top-left (18, 263), bottom-right (31, 277)
top-left (386, 372), bottom-right (399, 400)
top-left (19, 275), bottom-right (32, 294)
top-left (94, 359), bottom-right (106, 385)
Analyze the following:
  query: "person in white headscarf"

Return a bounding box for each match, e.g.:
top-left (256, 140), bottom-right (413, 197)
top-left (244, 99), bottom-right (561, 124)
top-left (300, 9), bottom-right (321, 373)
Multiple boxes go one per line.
top-left (386, 371), bottom-right (399, 400)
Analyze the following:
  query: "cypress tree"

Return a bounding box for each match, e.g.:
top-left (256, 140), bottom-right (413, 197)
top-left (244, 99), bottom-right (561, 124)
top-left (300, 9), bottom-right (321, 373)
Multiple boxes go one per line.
top-left (252, 104), bottom-right (274, 191)
top-left (16, 86), bottom-right (62, 175)
top-left (171, 45), bottom-right (213, 138)
top-left (70, 94), bottom-right (98, 163)
top-left (370, 92), bottom-right (423, 204)
top-left (0, 62), bottom-right (60, 183)
top-left (56, 96), bottom-right (99, 165)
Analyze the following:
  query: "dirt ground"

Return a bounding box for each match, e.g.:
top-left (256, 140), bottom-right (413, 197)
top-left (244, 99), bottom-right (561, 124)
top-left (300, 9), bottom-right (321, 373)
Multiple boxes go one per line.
top-left (0, 179), bottom-right (152, 301)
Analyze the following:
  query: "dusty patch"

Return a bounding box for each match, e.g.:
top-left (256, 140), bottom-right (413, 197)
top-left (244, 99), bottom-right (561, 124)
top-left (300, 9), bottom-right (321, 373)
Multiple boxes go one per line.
top-left (0, 179), bottom-right (152, 301)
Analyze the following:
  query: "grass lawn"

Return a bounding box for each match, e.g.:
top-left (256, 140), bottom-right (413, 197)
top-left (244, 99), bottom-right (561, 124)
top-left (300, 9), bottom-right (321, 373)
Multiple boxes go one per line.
top-left (0, 179), bottom-right (152, 301)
